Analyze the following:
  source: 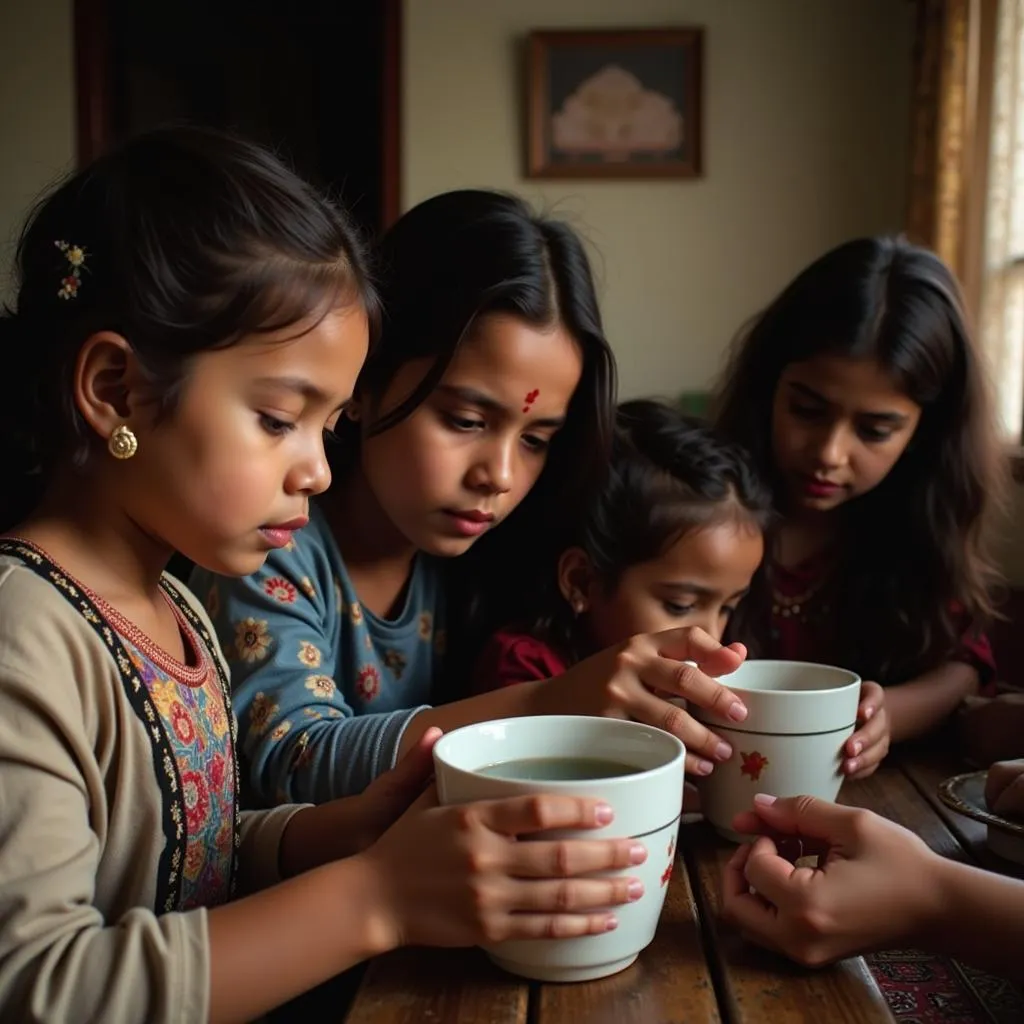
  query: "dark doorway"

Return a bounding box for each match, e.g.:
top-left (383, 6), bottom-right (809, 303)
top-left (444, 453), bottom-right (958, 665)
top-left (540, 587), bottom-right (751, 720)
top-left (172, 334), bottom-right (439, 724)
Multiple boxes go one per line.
top-left (75, 0), bottom-right (401, 237)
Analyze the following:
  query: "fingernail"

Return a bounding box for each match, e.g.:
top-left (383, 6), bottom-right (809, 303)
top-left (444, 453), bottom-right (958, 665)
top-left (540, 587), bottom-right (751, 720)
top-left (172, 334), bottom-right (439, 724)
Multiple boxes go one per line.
top-left (728, 702), bottom-right (748, 722)
top-left (605, 915), bottom-right (619, 931)
top-left (696, 758), bottom-right (715, 775)
top-left (715, 741), bottom-right (733, 761)
top-left (629, 843), bottom-right (647, 864)
top-left (845, 759), bottom-right (858, 774)
top-left (753, 793), bottom-right (777, 806)
top-left (627, 879), bottom-right (644, 900)
top-left (852, 740), bottom-right (863, 755)
top-left (864, 706), bottom-right (875, 720)
top-left (595, 803), bottom-right (614, 825)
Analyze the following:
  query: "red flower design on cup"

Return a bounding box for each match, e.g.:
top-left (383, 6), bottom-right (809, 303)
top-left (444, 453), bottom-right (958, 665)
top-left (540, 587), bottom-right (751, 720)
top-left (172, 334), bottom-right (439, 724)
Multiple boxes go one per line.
top-left (740, 750), bottom-right (769, 782)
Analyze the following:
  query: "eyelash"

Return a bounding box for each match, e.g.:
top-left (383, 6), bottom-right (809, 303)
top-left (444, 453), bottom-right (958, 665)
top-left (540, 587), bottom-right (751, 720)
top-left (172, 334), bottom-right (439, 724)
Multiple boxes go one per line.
top-left (789, 405), bottom-right (892, 443)
top-left (259, 413), bottom-right (295, 436)
top-left (663, 601), bottom-right (695, 616)
top-left (443, 413), bottom-right (550, 453)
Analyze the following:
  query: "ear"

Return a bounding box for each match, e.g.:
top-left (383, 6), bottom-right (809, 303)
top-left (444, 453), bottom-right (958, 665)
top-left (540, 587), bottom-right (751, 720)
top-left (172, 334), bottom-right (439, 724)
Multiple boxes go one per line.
top-left (73, 331), bottom-right (148, 441)
top-left (557, 547), bottom-right (596, 613)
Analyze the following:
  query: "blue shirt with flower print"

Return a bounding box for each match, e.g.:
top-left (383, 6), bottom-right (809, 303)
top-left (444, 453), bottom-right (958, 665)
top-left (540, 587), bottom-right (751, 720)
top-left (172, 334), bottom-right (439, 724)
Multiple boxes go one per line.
top-left (190, 504), bottom-right (444, 805)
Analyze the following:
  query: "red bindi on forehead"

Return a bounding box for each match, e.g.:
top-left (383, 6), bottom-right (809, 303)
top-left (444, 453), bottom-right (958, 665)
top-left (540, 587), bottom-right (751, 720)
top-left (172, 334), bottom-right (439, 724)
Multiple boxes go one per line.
top-left (522, 388), bottom-right (539, 413)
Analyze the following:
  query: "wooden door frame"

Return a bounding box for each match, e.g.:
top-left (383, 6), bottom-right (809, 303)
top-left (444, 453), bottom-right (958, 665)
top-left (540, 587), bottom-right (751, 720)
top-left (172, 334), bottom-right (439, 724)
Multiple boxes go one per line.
top-left (72, 0), bottom-right (403, 228)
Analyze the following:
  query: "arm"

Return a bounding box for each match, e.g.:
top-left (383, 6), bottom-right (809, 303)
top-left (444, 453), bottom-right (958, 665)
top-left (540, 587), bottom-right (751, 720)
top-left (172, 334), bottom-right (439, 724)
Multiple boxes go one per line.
top-left (720, 794), bottom-right (1024, 979)
top-left (193, 540), bottom-right (428, 803)
top-left (399, 631), bottom-right (751, 778)
top-left (885, 661), bottom-right (979, 743)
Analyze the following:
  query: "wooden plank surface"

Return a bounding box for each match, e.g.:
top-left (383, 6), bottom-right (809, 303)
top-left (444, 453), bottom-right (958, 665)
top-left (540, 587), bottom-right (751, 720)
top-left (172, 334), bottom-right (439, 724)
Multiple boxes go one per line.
top-left (685, 824), bottom-right (893, 1024)
top-left (343, 947), bottom-right (527, 1024)
top-left (533, 838), bottom-right (722, 1024)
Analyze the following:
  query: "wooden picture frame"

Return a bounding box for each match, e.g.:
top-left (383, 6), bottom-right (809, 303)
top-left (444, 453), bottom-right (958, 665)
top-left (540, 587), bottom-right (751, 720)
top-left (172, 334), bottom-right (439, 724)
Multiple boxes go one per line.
top-left (526, 28), bottom-right (703, 180)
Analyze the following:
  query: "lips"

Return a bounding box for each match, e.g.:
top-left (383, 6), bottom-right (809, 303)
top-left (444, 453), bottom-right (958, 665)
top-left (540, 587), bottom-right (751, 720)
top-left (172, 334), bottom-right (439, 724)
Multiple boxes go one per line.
top-left (264, 516), bottom-right (309, 532)
top-left (442, 509), bottom-right (496, 538)
top-left (801, 476), bottom-right (843, 497)
top-left (447, 509), bottom-right (495, 523)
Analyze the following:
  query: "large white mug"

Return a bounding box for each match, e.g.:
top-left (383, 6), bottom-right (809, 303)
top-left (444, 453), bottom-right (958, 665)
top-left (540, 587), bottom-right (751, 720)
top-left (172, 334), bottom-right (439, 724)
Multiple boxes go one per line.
top-left (432, 715), bottom-right (685, 983)
top-left (691, 660), bottom-right (861, 841)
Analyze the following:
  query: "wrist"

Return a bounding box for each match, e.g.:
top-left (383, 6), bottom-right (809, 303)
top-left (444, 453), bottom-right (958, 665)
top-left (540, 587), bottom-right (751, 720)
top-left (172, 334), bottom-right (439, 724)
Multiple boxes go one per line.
top-left (279, 798), bottom-right (374, 878)
top-left (344, 851), bottom-right (402, 957)
top-left (907, 849), bottom-right (959, 951)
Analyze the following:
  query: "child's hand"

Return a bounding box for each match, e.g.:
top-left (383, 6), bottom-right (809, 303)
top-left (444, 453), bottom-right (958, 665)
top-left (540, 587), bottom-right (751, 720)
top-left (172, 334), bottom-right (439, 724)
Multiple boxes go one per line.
top-left (720, 794), bottom-right (943, 966)
top-left (343, 727), bottom-right (443, 852)
top-left (542, 626), bottom-right (748, 779)
top-left (356, 790), bottom-right (647, 951)
top-left (985, 759), bottom-right (1024, 819)
top-left (842, 681), bottom-right (890, 779)
top-left (279, 728), bottom-right (443, 875)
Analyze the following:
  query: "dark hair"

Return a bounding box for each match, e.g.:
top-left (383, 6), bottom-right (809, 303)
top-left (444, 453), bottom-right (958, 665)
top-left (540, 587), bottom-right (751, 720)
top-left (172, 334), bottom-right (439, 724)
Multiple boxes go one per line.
top-left (715, 235), bottom-right (1005, 683)
top-left (534, 399), bottom-right (772, 662)
top-left (0, 124), bottom-right (375, 532)
top-left (362, 190), bottom-right (617, 687)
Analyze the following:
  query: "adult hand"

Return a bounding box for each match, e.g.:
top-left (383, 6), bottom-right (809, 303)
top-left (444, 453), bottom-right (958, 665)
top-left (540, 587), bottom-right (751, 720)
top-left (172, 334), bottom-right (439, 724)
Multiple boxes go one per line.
top-left (720, 794), bottom-right (943, 966)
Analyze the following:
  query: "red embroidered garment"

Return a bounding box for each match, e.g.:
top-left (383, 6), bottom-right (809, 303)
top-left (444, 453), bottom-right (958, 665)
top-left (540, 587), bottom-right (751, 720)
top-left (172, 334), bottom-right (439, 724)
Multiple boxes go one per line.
top-left (473, 629), bottom-right (570, 691)
top-left (769, 555), bottom-right (996, 691)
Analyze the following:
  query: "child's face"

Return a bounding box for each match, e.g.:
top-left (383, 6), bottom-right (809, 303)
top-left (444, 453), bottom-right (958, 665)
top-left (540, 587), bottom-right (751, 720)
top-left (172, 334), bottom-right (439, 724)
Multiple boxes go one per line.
top-left (771, 354), bottom-right (921, 513)
top-left (580, 520), bottom-right (764, 649)
top-left (356, 313), bottom-right (584, 557)
top-left (125, 306), bottom-right (369, 575)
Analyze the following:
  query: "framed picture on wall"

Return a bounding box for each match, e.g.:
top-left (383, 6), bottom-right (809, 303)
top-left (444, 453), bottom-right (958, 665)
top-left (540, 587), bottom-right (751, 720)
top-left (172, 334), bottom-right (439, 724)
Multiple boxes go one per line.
top-left (526, 28), bottom-right (703, 179)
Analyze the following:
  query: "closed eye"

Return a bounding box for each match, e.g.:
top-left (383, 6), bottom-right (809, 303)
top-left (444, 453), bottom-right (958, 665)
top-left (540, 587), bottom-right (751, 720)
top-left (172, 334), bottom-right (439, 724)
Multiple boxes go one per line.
top-left (259, 413), bottom-right (295, 436)
top-left (857, 423), bottom-right (893, 443)
top-left (522, 433), bottom-right (551, 453)
top-left (444, 412), bottom-right (485, 432)
top-left (789, 402), bottom-right (826, 421)
top-left (663, 601), bottom-right (696, 616)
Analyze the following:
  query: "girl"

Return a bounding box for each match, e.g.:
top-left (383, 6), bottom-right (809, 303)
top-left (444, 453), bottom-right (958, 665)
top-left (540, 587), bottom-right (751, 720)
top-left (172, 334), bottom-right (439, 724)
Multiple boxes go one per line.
top-left (0, 127), bottom-right (658, 1022)
top-left (473, 400), bottom-right (771, 687)
top-left (716, 236), bottom-right (1005, 777)
top-left (193, 191), bottom-right (751, 808)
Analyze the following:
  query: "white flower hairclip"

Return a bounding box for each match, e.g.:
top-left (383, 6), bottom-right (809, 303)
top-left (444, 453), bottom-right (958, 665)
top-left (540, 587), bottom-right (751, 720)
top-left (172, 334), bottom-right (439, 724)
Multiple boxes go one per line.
top-left (55, 240), bottom-right (86, 299)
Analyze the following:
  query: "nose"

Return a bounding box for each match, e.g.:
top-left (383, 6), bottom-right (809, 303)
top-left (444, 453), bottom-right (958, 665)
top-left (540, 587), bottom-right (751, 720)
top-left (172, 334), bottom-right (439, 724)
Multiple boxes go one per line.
top-left (287, 439), bottom-right (332, 497)
top-left (814, 423), bottom-right (850, 470)
top-left (692, 610), bottom-right (724, 643)
top-left (466, 435), bottom-right (514, 496)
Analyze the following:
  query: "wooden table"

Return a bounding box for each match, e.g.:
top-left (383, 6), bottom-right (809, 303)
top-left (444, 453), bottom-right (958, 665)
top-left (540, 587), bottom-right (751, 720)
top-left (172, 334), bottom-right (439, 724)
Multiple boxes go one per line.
top-left (274, 743), bottom-right (1021, 1023)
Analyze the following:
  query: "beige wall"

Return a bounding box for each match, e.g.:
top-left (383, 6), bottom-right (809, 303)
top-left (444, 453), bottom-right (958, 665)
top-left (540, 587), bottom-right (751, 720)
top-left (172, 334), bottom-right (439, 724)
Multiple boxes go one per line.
top-left (0, 0), bottom-right (75, 306)
top-left (403, 0), bottom-right (914, 400)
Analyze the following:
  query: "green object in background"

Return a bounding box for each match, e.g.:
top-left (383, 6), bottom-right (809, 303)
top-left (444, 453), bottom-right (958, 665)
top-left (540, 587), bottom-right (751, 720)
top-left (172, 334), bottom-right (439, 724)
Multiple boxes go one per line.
top-left (677, 391), bottom-right (711, 419)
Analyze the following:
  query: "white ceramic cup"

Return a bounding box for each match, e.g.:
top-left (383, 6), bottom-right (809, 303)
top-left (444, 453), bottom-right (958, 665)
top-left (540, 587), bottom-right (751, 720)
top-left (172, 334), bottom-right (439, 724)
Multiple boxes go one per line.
top-left (432, 715), bottom-right (685, 983)
top-left (691, 660), bottom-right (861, 842)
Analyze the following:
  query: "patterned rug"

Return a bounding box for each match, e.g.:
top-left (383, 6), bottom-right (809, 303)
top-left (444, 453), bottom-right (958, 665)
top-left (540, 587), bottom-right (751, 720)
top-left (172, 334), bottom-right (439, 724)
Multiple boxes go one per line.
top-left (866, 950), bottom-right (1024, 1023)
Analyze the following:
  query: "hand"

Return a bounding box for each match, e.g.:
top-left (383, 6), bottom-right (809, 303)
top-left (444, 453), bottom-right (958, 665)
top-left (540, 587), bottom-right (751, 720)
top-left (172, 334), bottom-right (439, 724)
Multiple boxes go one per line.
top-left (357, 789), bottom-right (649, 950)
top-left (720, 794), bottom-right (943, 966)
top-left (542, 626), bottom-right (748, 778)
top-left (343, 726), bottom-right (443, 851)
top-left (842, 682), bottom-right (890, 779)
top-left (985, 759), bottom-right (1024, 820)
top-left (960, 693), bottom-right (1024, 766)
top-left (278, 728), bottom-right (444, 875)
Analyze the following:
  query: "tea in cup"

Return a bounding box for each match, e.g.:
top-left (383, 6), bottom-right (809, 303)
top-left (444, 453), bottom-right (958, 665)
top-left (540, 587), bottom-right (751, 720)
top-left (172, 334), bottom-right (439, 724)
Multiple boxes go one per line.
top-left (432, 715), bottom-right (685, 982)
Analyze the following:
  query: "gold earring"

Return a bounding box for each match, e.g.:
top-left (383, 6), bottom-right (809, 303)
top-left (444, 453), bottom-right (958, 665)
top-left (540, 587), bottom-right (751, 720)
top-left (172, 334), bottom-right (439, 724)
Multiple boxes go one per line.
top-left (108, 424), bottom-right (138, 460)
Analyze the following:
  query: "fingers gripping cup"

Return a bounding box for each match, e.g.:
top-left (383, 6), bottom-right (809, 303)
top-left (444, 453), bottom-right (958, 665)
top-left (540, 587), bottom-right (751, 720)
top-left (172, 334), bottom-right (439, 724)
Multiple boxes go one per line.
top-left (432, 716), bottom-right (685, 983)
top-left (691, 660), bottom-right (861, 842)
